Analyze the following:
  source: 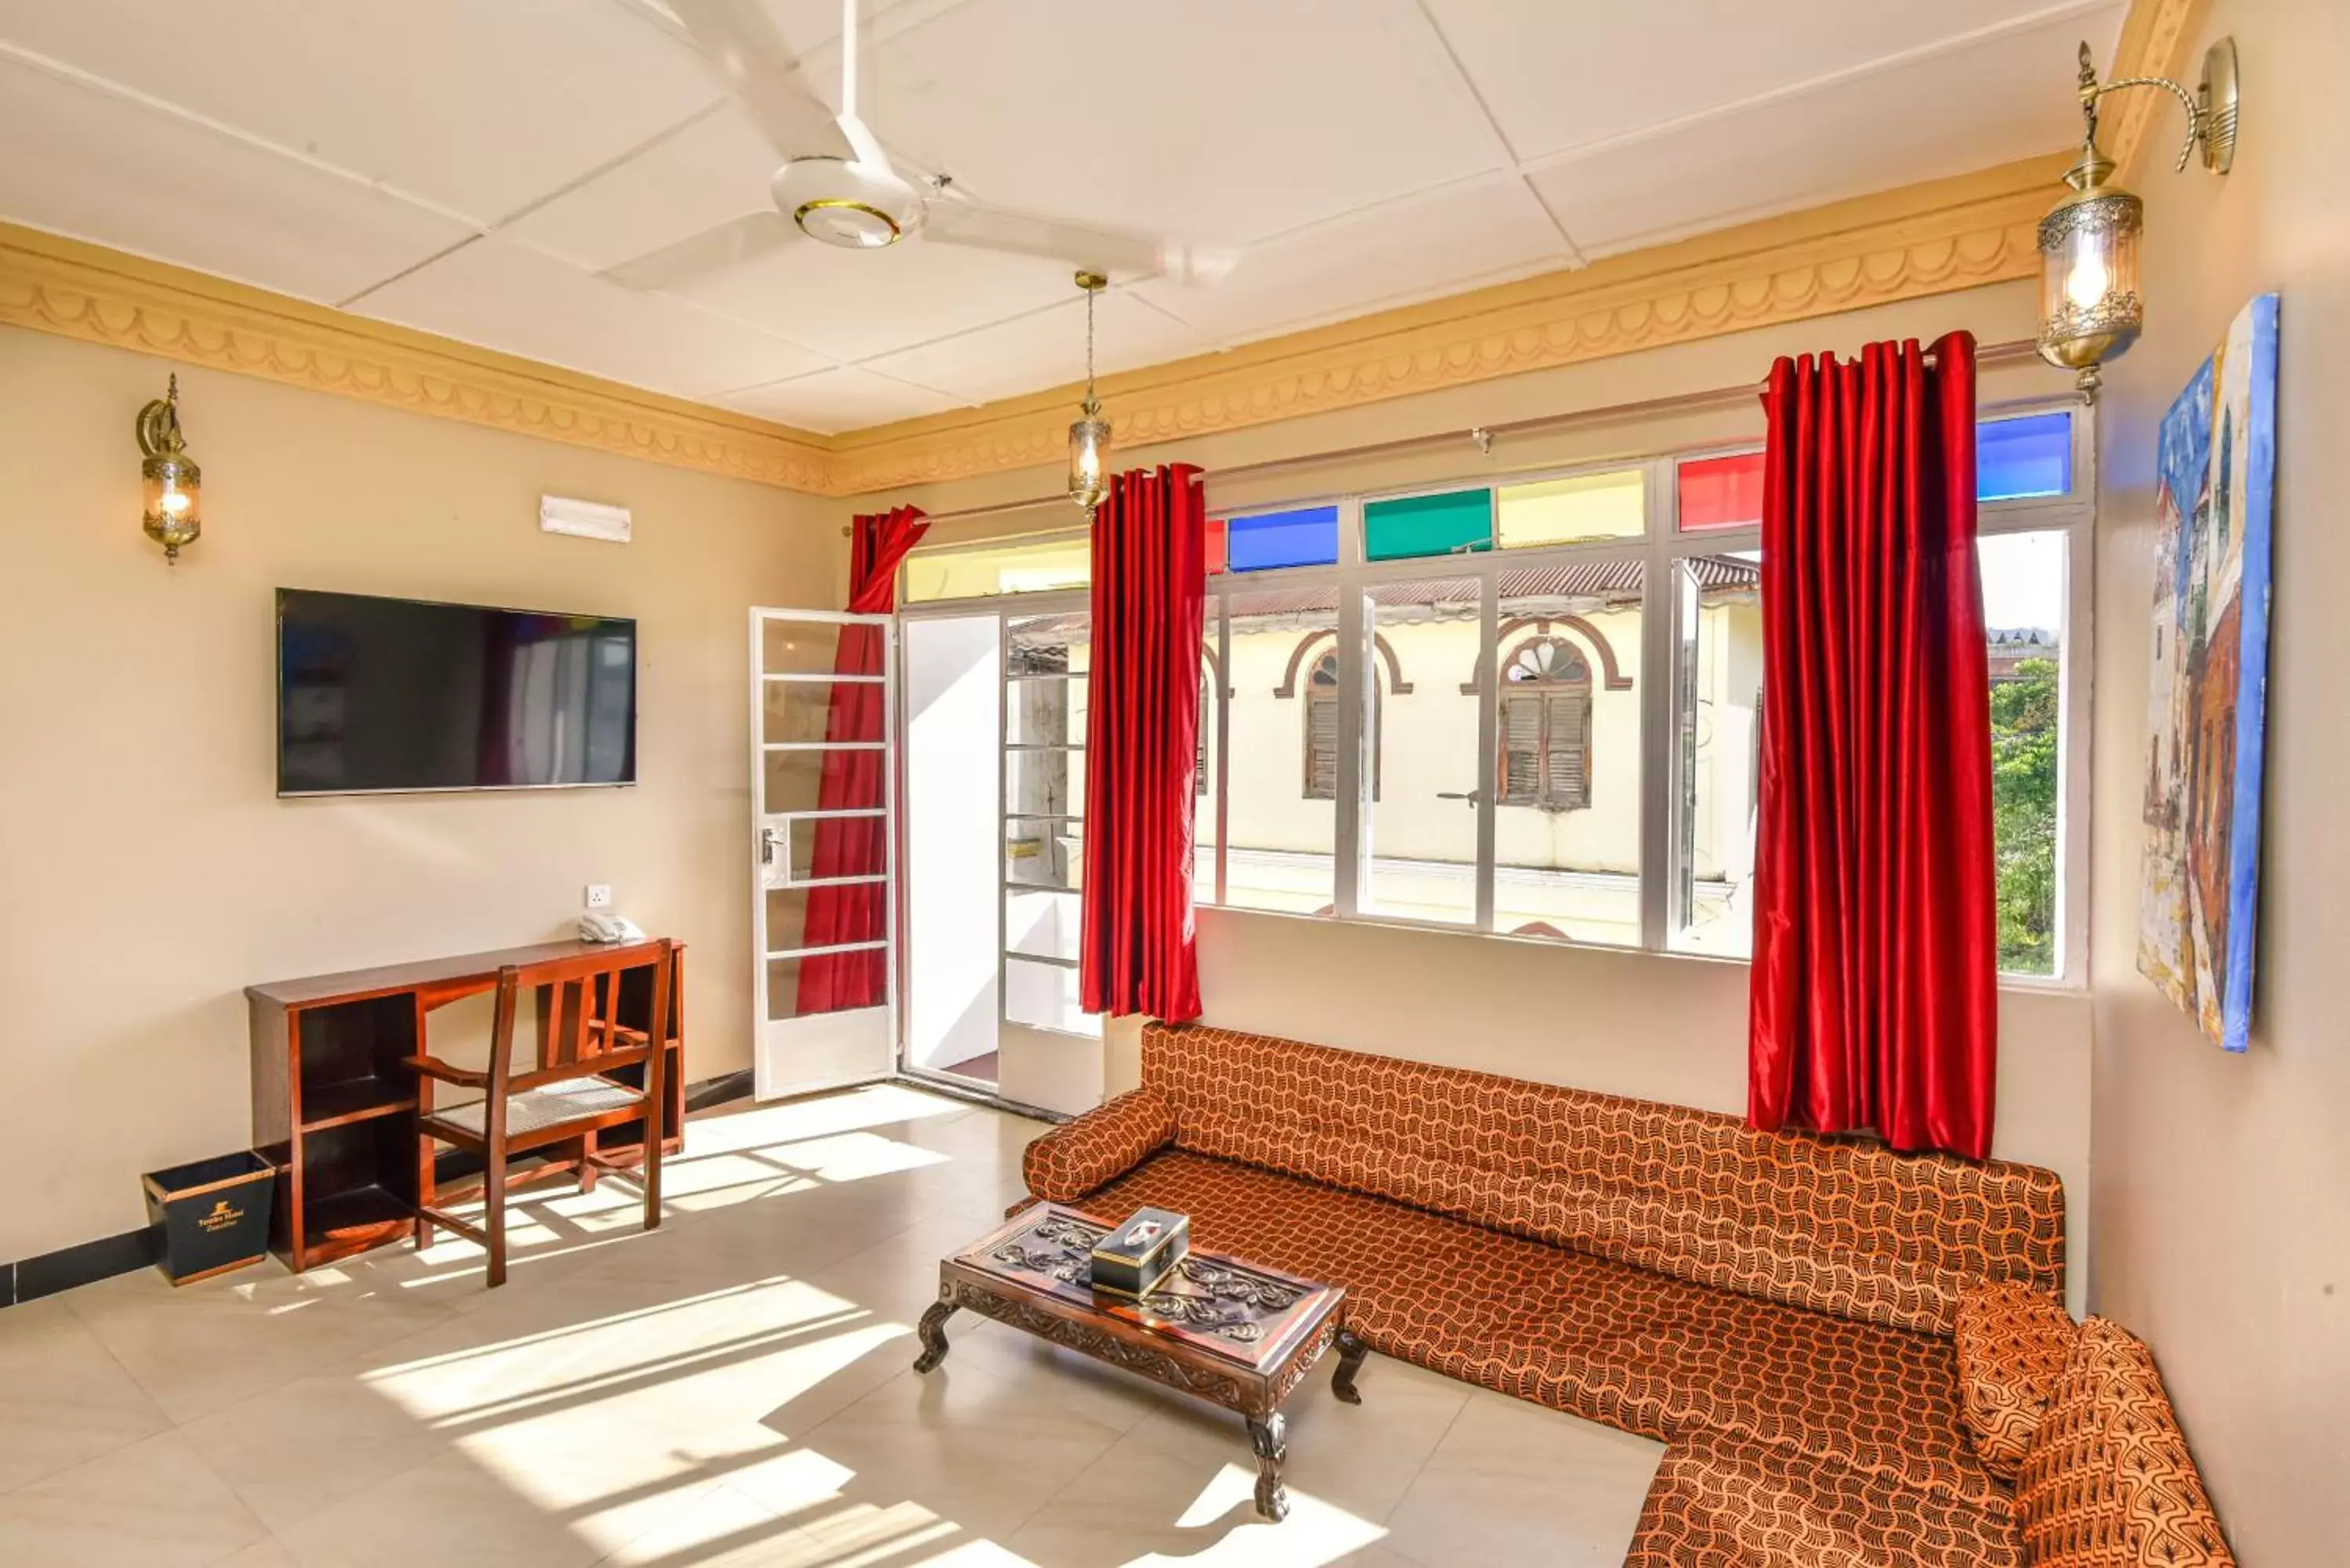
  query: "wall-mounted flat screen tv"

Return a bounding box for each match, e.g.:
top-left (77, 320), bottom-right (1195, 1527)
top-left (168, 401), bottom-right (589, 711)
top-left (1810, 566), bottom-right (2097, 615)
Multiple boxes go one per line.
top-left (277, 589), bottom-right (637, 796)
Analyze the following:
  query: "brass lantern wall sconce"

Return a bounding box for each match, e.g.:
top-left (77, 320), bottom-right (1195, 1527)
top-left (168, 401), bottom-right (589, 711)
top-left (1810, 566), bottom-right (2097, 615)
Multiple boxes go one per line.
top-left (2038, 38), bottom-right (2240, 403)
top-left (1067, 270), bottom-right (1112, 515)
top-left (137, 374), bottom-right (202, 563)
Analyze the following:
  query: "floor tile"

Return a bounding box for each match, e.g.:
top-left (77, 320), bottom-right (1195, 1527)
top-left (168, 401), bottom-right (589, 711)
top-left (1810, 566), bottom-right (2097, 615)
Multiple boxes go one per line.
top-left (0, 1429), bottom-right (268, 1568)
top-left (177, 1367), bottom-right (454, 1534)
top-left (1378, 1390), bottom-right (1664, 1567)
top-left (0, 1296), bottom-right (172, 1493)
top-left (64, 1262), bottom-right (458, 1425)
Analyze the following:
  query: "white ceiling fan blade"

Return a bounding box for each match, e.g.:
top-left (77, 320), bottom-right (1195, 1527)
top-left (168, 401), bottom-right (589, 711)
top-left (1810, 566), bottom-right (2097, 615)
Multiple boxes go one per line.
top-left (599, 212), bottom-right (797, 292)
top-left (667, 0), bottom-right (851, 160)
top-left (924, 199), bottom-right (1237, 284)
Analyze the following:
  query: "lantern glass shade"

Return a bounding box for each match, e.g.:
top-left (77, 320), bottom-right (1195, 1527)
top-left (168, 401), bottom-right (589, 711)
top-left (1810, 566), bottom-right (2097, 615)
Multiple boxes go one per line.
top-left (142, 454), bottom-right (201, 558)
top-left (1068, 414), bottom-right (1111, 513)
top-left (2036, 164), bottom-right (2143, 389)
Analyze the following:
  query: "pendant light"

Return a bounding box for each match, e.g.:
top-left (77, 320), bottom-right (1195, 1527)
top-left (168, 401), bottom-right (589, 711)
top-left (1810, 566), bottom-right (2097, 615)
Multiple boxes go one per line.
top-left (2036, 38), bottom-right (2240, 403)
top-left (1068, 270), bottom-right (1111, 514)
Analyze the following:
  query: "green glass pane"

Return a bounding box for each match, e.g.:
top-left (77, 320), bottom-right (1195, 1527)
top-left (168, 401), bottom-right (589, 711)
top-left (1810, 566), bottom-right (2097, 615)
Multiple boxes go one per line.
top-left (1364, 490), bottom-right (1493, 561)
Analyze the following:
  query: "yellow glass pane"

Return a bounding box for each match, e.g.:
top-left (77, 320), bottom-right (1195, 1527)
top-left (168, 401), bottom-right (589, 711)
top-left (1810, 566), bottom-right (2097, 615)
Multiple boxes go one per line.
top-left (1496, 469), bottom-right (1646, 547)
top-left (903, 536), bottom-right (1091, 603)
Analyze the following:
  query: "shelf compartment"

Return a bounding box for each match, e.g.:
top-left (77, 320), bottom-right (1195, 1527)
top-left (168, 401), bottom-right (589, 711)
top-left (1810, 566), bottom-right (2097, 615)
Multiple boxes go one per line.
top-left (300, 1075), bottom-right (416, 1131)
top-left (302, 1186), bottom-right (414, 1263)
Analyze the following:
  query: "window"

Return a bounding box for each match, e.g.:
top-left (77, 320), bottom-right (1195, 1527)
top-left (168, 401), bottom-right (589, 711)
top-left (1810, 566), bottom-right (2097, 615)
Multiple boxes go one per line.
top-left (1498, 638), bottom-right (1593, 811)
top-left (915, 401), bottom-right (2089, 982)
top-left (1303, 652), bottom-right (1340, 799)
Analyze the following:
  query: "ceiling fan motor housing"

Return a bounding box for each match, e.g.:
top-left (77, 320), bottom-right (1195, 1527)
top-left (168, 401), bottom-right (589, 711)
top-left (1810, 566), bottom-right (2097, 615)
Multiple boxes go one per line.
top-left (772, 157), bottom-right (925, 248)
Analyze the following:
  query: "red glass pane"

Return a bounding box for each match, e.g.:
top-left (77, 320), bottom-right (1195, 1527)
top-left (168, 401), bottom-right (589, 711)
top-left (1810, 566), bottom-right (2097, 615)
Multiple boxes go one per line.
top-left (1679, 452), bottom-right (1764, 532)
top-left (1206, 518), bottom-right (1228, 576)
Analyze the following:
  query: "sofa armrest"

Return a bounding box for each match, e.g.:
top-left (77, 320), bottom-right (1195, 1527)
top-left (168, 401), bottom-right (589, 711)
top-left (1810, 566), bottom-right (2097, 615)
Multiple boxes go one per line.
top-left (1954, 1280), bottom-right (2079, 1479)
top-left (1021, 1089), bottom-right (1178, 1201)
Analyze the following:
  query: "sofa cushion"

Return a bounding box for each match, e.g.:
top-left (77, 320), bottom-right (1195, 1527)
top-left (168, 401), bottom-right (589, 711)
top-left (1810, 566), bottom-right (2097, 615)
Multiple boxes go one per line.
top-left (1142, 1022), bottom-right (2064, 1336)
top-left (1080, 1147), bottom-right (2003, 1507)
top-left (1021, 1088), bottom-right (1176, 1201)
top-left (2016, 1318), bottom-right (2234, 1567)
top-left (1955, 1281), bottom-right (2079, 1480)
top-left (1625, 1429), bottom-right (2022, 1568)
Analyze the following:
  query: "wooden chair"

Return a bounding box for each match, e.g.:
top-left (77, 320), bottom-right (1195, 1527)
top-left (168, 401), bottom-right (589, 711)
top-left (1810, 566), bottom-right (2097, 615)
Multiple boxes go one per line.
top-left (409, 939), bottom-right (674, 1287)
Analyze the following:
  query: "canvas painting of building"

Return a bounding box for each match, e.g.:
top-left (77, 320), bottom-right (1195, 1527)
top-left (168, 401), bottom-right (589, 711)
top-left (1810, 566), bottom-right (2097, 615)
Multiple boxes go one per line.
top-left (2138, 293), bottom-right (2279, 1053)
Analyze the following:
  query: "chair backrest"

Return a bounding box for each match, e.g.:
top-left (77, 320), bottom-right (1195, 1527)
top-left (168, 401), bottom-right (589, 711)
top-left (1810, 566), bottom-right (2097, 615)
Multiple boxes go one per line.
top-left (488, 940), bottom-right (675, 1097)
top-left (2015, 1317), bottom-right (2233, 1566)
top-left (1139, 1021), bottom-right (2065, 1337)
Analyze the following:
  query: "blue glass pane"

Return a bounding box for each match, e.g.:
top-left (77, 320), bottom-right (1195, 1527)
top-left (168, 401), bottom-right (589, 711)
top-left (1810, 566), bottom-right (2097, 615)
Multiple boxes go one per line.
top-left (1978, 413), bottom-right (2072, 501)
top-left (1227, 504), bottom-right (1340, 571)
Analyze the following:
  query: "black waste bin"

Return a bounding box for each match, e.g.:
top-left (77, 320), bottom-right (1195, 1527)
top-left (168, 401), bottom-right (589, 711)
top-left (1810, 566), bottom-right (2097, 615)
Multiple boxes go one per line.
top-left (141, 1151), bottom-right (276, 1285)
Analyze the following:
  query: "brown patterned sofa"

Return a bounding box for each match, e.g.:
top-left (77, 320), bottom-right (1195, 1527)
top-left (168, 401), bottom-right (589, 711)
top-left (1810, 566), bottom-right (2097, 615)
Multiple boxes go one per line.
top-left (1020, 1023), bottom-right (2232, 1566)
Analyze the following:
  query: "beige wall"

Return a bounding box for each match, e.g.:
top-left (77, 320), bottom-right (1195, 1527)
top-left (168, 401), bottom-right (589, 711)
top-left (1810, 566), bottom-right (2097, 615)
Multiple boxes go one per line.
top-left (2087, 1), bottom-right (2350, 1558)
top-left (895, 280), bottom-right (2097, 1313)
top-left (0, 326), bottom-right (838, 1260)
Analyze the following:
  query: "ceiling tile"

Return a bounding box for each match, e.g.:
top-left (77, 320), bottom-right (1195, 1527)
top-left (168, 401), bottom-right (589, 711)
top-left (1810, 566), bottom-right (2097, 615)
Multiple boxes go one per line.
top-left (353, 235), bottom-right (831, 399)
top-left (1533, 9), bottom-right (2128, 258)
top-left (857, 0), bottom-right (1502, 243)
top-left (1133, 175), bottom-right (1569, 345)
top-left (1423, 0), bottom-right (2086, 162)
top-left (866, 290), bottom-right (1216, 406)
top-left (0, 53), bottom-right (470, 305)
top-left (0, 0), bottom-right (725, 225)
top-left (707, 365), bottom-right (966, 432)
top-left (500, 104), bottom-right (780, 275)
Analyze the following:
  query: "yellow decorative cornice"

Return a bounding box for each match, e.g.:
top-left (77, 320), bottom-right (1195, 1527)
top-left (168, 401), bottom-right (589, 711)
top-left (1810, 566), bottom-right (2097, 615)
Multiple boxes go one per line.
top-left (0, 222), bottom-right (833, 493)
top-left (0, 153), bottom-right (2067, 500)
top-left (2104, 0), bottom-right (2204, 177)
top-left (823, 154), bottom-right (2064, 495)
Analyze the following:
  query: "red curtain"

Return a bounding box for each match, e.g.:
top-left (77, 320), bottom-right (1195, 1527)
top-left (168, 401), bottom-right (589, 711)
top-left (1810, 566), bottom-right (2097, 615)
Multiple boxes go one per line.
top-left (1079, 465), bottom-right (1206, 1021)
top-left (1748, 332), bottom-right (1998, 1160)
top-left (795, 505), bottom-right (927, 1015)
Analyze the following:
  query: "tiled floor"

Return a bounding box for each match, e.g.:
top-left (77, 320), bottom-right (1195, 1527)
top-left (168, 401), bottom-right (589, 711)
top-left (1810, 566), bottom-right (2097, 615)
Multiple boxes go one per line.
top-left (0, 1086), bottom-right (1662, 1566)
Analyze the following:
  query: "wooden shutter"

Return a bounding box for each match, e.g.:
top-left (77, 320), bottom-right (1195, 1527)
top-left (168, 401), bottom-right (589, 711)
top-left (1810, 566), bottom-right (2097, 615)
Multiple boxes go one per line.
top-left (1501, 690), bottom-right (1542, 802)
top-left (1305, 689), bottom-right (1339, 799)
top-left (1544, 688), bottom-right (1590, 807)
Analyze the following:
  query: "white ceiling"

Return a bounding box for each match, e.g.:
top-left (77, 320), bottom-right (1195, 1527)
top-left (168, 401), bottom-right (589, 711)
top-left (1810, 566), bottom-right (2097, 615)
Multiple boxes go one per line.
top-left (0, 0), bottom-right (2125, 434)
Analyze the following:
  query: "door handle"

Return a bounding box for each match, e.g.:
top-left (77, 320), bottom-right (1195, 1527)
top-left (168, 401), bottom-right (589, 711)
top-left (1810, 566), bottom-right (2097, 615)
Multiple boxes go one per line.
top-left (759, 825), bottom-right (784, 865)
top-left (1437, 790), bottom-right (1483, 807)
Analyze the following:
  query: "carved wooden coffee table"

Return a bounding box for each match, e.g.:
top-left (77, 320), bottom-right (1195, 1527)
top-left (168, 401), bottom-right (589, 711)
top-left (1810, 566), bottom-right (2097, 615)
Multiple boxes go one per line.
top-left (914, 1204), bottom-right (1365, 1521)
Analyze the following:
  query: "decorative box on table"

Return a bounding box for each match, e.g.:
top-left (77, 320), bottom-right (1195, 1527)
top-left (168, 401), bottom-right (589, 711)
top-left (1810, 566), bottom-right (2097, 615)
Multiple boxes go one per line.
top-left (1090, 1207), bottom-right (1189, 1296)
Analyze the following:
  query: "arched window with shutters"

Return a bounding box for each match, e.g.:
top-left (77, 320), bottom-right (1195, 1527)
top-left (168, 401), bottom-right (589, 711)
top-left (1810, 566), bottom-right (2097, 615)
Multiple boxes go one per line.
top-left (1497, 636), bottom-right (1593, 811)
top-left (1303, 651), bottom-right (1380, 801)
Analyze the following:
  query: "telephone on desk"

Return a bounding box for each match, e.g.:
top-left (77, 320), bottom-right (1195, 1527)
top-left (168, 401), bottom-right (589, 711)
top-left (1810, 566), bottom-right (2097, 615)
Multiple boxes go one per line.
top-left (579, 911), bottom-right (646, 945)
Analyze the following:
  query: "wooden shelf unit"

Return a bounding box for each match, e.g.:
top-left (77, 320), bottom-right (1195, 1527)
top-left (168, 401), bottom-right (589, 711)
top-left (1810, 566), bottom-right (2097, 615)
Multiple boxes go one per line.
top-left (248, 940), bottom-right (685, 1272)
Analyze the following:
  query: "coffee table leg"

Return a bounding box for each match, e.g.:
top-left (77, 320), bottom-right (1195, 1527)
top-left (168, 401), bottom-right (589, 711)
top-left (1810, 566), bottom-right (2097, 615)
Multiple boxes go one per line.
top-left (913, 1299), bottom-right (956, 1373)
top-left (1246, 1411), bottom-right (1289, 1522)
top-left (1331, 1328), bottom-right (1368, 1405)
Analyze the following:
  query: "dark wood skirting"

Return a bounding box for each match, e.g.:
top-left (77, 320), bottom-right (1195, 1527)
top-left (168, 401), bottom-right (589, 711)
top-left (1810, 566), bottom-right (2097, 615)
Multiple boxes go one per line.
top-left (0, 1069), bottom-right (754, 1310)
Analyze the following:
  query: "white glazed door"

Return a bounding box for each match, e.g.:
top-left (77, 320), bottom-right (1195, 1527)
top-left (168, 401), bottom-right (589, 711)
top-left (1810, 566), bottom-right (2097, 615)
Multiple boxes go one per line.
top-left (750, 609), bottom-right (897, 1098)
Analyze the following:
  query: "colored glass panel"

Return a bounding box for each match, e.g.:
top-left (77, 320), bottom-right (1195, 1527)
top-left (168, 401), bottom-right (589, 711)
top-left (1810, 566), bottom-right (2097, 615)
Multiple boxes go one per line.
top-left (1206, 518), bottom-right (1229, 576)
top-left (1677, 452), bottom-right (1764, 532)
top-left (1978, 412), bottom-right (2073, 500)
top-left (1364, 489), bottom-right (1493, 560)
top-left (1227, 504), bottom-right (1340, 571)
top-left (903, 536), bottom-right (1090, 602)
top-left (1495, 469), bottom-right (1645, 547)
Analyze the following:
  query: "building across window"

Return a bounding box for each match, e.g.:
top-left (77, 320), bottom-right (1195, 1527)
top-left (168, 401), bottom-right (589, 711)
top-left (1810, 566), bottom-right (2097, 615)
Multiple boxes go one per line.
top-left (1497, 637), bottom-right (1593, 811)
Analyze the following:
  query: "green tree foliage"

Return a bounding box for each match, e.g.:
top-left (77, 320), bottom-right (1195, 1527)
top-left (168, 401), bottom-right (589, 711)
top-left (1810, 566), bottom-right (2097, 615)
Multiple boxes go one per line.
top-left (1990, 658), bottom-right (2060, 973)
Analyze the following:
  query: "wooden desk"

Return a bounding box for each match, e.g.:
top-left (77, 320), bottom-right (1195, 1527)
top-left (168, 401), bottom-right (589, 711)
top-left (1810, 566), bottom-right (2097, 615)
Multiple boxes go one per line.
top-left (248, 940), bottom-right (685, 1272)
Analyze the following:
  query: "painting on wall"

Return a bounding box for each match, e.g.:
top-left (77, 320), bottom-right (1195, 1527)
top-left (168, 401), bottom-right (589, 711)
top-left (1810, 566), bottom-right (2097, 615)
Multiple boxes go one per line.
top-left (2138, 292), bottom-right (2279, 1053)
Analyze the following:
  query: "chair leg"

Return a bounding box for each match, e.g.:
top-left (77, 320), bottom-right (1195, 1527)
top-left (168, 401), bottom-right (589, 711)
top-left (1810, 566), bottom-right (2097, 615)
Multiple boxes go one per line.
top-left (642, 1106), bottom-right (663, 1234)
top-left (414, 1131), bottom-right (435, 1252)
top-left (484, 1140), bottom-right (508, 1288)
top-left (577, 1133), bottom-right (598, 1195)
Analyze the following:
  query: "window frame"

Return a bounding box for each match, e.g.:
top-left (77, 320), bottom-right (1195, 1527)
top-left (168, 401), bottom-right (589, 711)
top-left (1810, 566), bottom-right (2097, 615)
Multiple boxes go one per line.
top-left (899, 397), bottom-right (2094, 988)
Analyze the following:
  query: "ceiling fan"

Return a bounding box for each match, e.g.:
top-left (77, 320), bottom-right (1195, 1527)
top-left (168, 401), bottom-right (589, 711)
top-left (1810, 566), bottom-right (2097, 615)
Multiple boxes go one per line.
top-left (603, 0), bottom-right (1234, 292)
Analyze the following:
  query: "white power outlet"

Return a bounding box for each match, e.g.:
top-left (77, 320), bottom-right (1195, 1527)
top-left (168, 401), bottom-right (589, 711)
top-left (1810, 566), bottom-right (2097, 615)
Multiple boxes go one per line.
top-left (584, 883), bottom-right (613, 909)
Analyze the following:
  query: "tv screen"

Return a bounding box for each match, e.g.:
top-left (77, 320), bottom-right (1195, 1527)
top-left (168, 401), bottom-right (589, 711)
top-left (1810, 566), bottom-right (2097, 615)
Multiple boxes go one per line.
top-left (277, 589), bottom-right (637, 796)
